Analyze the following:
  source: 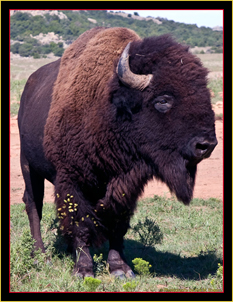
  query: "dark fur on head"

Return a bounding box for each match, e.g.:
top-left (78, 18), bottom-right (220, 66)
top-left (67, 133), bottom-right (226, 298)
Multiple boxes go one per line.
top-left (110, 34), bottom-right (215, 205)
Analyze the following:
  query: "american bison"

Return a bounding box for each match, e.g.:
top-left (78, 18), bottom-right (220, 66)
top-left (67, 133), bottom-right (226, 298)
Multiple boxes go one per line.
top-left (18, 27), bottom-right (217, 278)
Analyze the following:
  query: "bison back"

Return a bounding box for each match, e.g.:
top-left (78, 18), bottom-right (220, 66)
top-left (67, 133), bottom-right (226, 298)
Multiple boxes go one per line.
top-left (18, 59), bottom-right (61, 182)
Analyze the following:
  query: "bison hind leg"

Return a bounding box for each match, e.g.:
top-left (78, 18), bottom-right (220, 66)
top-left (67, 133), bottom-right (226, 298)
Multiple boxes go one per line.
top-left (20, 152), bottom-right (45, 253)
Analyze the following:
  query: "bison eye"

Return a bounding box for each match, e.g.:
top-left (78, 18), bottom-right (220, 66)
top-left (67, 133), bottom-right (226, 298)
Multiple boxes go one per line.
top-left (159, 99), bottom-right (167, 104)
top-left (154, 95), bottom-right (173, 113)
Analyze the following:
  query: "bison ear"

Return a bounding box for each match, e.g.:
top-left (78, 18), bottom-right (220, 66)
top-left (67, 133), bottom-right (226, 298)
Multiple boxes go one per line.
top-left (111, 94), bottom-right (132, 121)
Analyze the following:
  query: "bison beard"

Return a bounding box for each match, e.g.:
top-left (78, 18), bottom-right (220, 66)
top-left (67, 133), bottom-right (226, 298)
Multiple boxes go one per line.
top-left (156, 154), bottom-right (197, 205)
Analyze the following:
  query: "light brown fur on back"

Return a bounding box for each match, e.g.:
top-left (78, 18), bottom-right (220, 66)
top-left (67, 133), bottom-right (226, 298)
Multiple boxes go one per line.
top-left (44, 27), bottom-right (140, 165)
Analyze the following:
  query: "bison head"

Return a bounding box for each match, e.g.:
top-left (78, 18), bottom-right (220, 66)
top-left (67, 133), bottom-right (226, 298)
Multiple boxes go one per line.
top-left (111, 35), bottom-right (217, 205)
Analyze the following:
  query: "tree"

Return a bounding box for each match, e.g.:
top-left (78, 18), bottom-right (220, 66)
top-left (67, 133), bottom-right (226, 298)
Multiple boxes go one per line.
top-left (18, 43), bottom-right (33, 57)
top-left (53, 47), bottom-right (64, 57)
top-left (11, 42), bottom-right (21, 54)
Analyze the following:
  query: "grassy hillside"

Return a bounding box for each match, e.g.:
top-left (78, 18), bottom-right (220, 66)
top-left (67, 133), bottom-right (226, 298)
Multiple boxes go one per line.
top-left (10, 10), bottom-right (223, 58)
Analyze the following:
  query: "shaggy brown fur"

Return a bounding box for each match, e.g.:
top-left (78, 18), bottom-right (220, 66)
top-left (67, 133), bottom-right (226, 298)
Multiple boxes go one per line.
top-left (44, 27), bottom-right (140, 165)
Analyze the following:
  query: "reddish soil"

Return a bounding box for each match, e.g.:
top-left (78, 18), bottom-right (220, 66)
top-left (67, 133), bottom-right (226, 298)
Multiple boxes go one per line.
top-left (10, 111), bottom-right (223, 205)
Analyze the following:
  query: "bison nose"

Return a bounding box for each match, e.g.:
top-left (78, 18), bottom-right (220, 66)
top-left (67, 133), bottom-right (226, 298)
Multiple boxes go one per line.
top-left (194, 139), bottom-right (218, 159)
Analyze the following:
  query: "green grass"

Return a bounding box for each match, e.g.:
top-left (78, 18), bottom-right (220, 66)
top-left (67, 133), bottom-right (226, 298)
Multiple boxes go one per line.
top-left (10, 57), bottom-right (56, 116)
top-left (195, 53), bottom-right (223, 105)
top-left (10, 57), bottom-right (57, 81)
top-left (196, 53), bottom-right (223, 73)
top-left (10, 196), bottom-right (223, 292)
top-left (207, 77), bottom-right (223, 104)
top-left (10, 79), bottom-right (27, 116)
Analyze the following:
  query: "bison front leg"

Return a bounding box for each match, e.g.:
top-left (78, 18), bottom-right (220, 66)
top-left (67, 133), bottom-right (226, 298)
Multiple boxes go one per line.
top-left (107, 228), bottom-right (135, 279)
top-left (55, 182), bottom-right (95, 278)
top-left (60, 217), bottom-right (94, 279)
top-left (72, 236), bottom-right (94, 278)
top-left (98, 174), bottom-right (141, 278)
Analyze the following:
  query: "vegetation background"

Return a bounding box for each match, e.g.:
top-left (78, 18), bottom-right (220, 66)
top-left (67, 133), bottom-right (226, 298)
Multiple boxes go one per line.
top-left (10, 10), bottom-right (223, 58)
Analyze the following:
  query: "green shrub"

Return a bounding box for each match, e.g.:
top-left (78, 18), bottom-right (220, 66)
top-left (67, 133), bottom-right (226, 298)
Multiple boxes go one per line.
top-left (11, 42), bottom-right (21, 54)
top-left (10, 228), bottom-right (46, 278)
top-left (209, 263), bottom-right (223, 290)
top-left (83, 276), bottom-right (102, 292)
top-left (132, 217), bottom-right (163, 248)
top-left (18, 43), bottom-right (33, 57)
top-left (93, 253), bottom-right (109, 275)
top-left (53, 47), bottom-right (64, 57)
top-left (132, 258), bottom-right (152, 276)
top-left (123, 280), bottom-right (138, 291)
top-left (33, 53), bottom-right (40, 59)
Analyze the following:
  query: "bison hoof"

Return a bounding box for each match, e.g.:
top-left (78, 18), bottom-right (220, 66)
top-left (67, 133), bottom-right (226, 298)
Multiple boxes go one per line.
top-left (111, 269), bottom-right (126, 279)
top-left (125, 270), bottom-right (136, 279)
top-left (73, 270), bottom-right (94, 279)
top-left (111, 269), bottom-right (135, 279)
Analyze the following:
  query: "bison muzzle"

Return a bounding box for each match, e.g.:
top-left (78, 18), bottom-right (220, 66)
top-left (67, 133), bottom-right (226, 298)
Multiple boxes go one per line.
top-left (18, 27), bottom-right (217, 278)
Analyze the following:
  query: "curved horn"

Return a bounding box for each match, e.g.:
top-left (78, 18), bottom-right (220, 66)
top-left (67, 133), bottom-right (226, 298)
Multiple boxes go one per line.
top-left (116, 42), bottom-right (153, 91)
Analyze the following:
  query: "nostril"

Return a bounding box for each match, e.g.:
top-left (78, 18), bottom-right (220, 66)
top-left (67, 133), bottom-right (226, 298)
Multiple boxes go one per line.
top-left (196, 143), bottom-right (210, 152)
top-left (195, 140), bottom-right (217, 158)
top-left (188, 138), bottom-right (217, 163)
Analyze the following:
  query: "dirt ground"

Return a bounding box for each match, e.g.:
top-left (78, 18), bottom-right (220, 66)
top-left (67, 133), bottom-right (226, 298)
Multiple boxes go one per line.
top-left (10, 108), bottom-right (223, 205)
